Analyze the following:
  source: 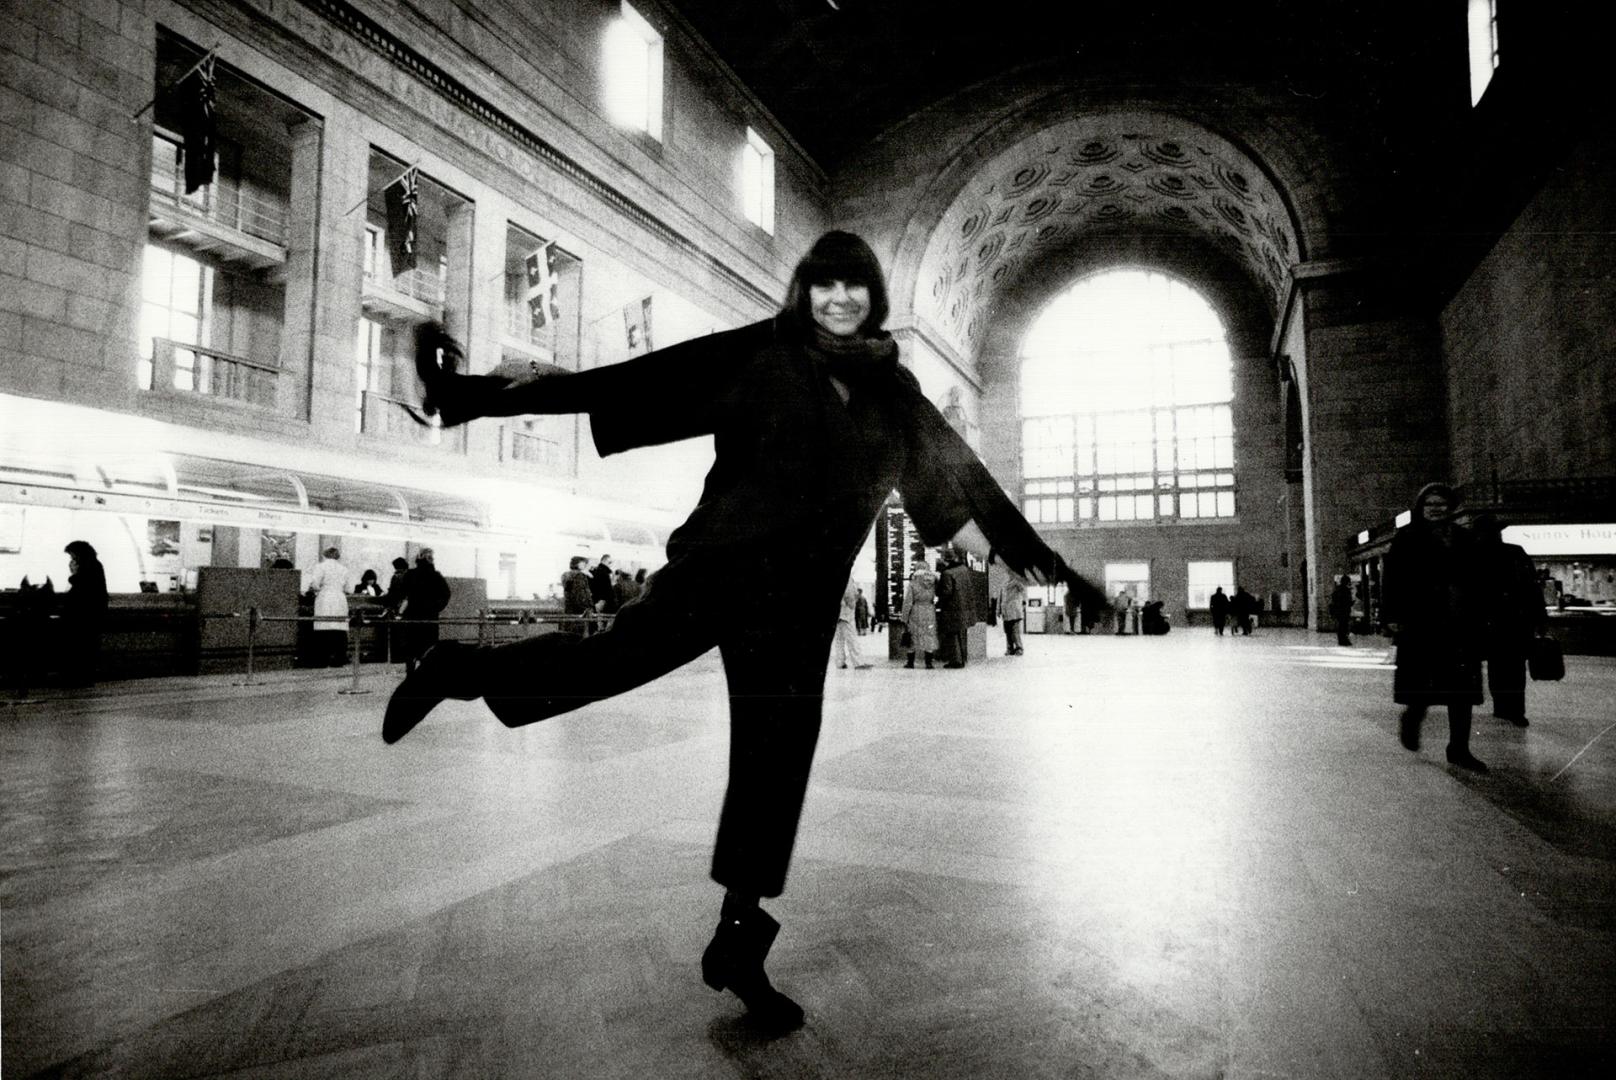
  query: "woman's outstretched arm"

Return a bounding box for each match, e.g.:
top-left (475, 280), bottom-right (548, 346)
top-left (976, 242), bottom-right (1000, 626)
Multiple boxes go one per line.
top-left (893, 369), bottom-right (1108, 607)
top-left (413, 319), bottom-right (774, 455)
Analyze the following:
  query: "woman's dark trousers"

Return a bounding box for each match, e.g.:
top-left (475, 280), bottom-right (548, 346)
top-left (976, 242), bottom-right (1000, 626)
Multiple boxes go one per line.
top-left (472, 554), bottom-right (840, 899)
top-left (1487, 645), bottom-right (1528, 720)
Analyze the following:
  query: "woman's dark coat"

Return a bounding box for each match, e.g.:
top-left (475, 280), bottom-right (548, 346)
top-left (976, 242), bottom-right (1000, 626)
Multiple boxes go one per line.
top-left (454, 315), bottom-right (1080, 897)
top-left (1384, 521), bottom-right (1484, 707)
top-left (534, 316), bottom-right (1068, 579)
top-left (63, 556), bottom-right (108, 685)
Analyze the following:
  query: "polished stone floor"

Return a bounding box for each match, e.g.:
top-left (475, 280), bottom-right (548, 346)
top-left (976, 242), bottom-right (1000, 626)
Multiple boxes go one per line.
top-left (3, 628), bottom-right (1613, 1079)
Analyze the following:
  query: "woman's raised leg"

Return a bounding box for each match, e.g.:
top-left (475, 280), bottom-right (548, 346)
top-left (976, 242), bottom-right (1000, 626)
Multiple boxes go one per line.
top-left (383, 560), bottom-right (719, 742)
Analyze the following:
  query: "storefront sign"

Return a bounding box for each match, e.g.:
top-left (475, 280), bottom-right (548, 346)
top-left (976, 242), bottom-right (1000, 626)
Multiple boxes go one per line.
top-left (1503, 523), bottom-right (1616, 556)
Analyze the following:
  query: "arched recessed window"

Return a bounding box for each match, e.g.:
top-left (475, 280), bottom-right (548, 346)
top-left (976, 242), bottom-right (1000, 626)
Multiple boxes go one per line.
top-left (603, 2), bottom-right (664, 141)
top-left (1468, 0), bottom-right (1500, 106)
top-left (1019, 270), bottom-right (1235, 526)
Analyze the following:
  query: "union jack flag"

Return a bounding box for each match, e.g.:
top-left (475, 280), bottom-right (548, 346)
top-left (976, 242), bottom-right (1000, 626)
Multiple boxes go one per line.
top-left (181, 55), bottom-right (216, 193)
top-left (384, 166), bottom-right (419, 275)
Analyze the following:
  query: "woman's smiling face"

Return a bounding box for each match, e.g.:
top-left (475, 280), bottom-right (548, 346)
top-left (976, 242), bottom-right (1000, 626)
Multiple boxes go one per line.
top-left (808, 279), bottom-right (870, 337)
top-left (1420, 493), bottom-right (1453, 523)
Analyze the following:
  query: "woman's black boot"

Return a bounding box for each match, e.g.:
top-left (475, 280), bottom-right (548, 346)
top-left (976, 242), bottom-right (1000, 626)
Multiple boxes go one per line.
top-left (382, 641), bottom-right (479, 744)
top-left (701, 899), bottom-right (804, 1033)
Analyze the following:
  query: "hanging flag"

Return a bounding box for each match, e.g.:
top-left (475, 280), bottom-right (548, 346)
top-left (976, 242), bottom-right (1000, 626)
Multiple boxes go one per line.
top-left (181, 55), bottom-right (217, 193)
top-left (524, 243), bottom-right (560, 332)
top-left (384, 166), bottom-right (419, 275)
top-left (623, 295), bottom-right (653, 356)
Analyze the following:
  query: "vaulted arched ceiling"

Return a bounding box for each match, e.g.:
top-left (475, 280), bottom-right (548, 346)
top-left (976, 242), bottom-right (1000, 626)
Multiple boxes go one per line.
top-left (910, 111), bottom-right (1302, 365)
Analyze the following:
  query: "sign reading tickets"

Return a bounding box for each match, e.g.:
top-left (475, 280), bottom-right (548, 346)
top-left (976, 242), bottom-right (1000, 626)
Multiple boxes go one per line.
top-left (1503, 524), bottom-right (1616, 557)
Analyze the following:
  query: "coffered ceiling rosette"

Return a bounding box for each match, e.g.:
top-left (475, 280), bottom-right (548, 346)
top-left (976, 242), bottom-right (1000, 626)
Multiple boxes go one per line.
top-left (913, 111), bottom-right (1300, 361)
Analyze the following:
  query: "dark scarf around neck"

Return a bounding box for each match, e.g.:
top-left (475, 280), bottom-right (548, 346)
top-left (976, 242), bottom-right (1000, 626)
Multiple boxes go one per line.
top-left (804, 325), bottom-right (899, 386)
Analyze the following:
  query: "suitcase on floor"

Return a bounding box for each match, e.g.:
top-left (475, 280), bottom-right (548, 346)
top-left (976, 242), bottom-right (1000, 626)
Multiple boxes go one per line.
top-left (1528, 635), bottom-right (1564, 681)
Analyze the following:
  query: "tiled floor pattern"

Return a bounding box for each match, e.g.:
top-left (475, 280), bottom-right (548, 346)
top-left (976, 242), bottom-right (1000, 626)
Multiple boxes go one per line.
top-left (3, 629), bottom-right (1612, 1078)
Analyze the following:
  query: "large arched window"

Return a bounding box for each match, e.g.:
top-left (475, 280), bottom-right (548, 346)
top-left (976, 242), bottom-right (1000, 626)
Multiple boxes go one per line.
top-left (1020, 270), bottom-right (1235, 525)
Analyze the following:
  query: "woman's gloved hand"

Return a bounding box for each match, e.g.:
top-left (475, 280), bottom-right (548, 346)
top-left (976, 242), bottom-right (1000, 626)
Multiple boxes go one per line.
top-left (414, 322), bottom-right (496, 427)
top-left (414, 322), bottom-right (575, 426)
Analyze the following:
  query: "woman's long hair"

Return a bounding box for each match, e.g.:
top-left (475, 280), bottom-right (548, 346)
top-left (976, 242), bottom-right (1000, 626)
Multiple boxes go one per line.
top-left (780, 230), bottom-right (890, 337)
top-left (64, 540), bottom-right (99, 563)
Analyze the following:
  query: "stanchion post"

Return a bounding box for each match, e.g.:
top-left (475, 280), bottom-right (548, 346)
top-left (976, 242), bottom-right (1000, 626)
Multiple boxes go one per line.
top-left (234, 608), bottom-right (261, 687)
top-left (338, 615), bottom-right (372, 695)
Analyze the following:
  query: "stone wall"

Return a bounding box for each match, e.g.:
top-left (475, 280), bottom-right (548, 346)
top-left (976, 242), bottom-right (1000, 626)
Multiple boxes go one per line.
top-left (1, 0), bottom-right (823, 500)
top-left (1441, 128), bottom-right (1616, 487)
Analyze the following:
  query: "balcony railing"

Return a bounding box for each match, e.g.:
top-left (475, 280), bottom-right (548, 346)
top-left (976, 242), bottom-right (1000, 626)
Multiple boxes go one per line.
top-left (362, 390), bottom-right (464, 451)
top-left (150, 338), bottom-right (279, 409)
top-left (366, 266), bottom-right (446, 307)
top-left (149, 153), bottom-right (289, 247)
top-left (502, 424), bottom-right (561, 469)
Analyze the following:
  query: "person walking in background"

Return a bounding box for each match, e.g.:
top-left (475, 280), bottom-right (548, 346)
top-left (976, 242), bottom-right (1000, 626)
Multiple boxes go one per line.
top-left (1384, 483), bottom-right (1489, 773)
top-left (383, 557), bottom-right (410, 611)
top-left (589, 554), bottom-right (617, 628)
top-left (1113, 589), bottom-right (1134, 635)
top-left (1231, 586), bottom-right (1258, 635)
top-left (1063, 582), bottom-right (1079, 634)
top-left (398, 549), bottom-right (451, 675)
top-left (1140, 599), bottom-right (1169, 635)
top-left (1000, 573), bottom-right (1027, 656)
top-left (381, 230), bottom-right (1105, 1032)
top-left (561, 556), bottom-right (594, 635)
top-left (355, 569), bottom-right (384, 597)
top-left (614, 568), bottom-right (642, 611)
top-left (903, 556), bottom-right (940, 670)
top-left (854, 588), bottom-right (870, 635)
top-left (936, 547), bottom-right (973, 668)
top-left (1472, 513), bottom-right (1547, 727)
top-left (1209, 585), bottom-right (1230, 636)
top-left (832, 577), bottom-right (871, 670)
top-left (61, 540), bottom-right (108, 688)
top-left (1330, 576), bottom-right (1355, 646)
top-left (307, 546), bottom-right (354, 667)
top-left (381, 556), bottom-right (411, 662)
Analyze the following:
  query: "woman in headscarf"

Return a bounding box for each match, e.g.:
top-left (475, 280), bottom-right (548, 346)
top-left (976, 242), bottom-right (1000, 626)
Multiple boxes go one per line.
top-left (902, 555), bottom-right (939, 668)
top-left (381, 230), bottom-right (1105, 1031)
top-left (61, 540), bottom-right (108, 687)
top-left (1382, 482), bottom-right (1489, 772)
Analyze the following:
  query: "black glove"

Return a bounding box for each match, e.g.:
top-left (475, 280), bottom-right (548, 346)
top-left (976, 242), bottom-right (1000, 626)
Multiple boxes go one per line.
top-left (414, 322), bottom-right (577, 426)
top-left (414, 323), bottom-right (499, 427)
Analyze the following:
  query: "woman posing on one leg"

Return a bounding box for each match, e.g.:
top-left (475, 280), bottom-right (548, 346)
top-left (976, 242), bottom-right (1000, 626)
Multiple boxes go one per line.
top-left (381, 231), bottom-right (1105, 1032)
top-left (1383, 482), bottom-right (1489, 773)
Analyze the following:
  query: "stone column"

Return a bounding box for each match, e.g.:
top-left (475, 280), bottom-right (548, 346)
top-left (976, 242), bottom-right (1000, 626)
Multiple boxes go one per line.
top-left (443, 201), bottom-right (476, 348)
top-left (464, 193), bottom-right (509, 463)
top-left (1296, 268), bottom-right (1447, 628)
top-left (279, 116), bottom-right (322, 420)
top-left (307, 111), bottom-right (370, 437)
